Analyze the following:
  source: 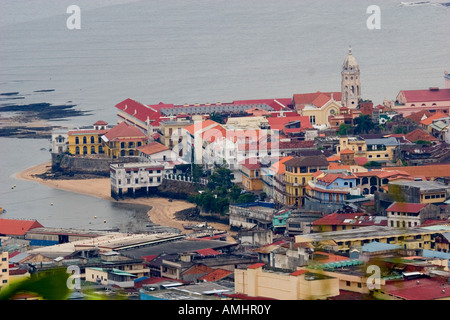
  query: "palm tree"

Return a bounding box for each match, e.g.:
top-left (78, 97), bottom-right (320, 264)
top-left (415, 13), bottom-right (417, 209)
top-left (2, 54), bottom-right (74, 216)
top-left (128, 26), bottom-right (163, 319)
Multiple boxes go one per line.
top-left (354, 114), bottom-right (374, 134)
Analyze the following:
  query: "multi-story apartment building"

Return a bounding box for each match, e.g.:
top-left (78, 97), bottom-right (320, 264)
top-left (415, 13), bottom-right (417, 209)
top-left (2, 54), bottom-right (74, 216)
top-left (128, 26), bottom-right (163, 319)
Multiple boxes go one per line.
top-left (283, 155), bottom-right (329, 207)
top-left (386, 202), bottom-right (440, 228)
top-left (110, 162), bottom-right (165, 199)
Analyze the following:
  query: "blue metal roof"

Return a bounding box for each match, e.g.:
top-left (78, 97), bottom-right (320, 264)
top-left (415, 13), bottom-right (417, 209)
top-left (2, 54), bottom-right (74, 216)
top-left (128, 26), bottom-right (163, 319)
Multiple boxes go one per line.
top-left (362, 241), bottom-right (401, 253)
top-left (422, 249), bottom-right (450, 260)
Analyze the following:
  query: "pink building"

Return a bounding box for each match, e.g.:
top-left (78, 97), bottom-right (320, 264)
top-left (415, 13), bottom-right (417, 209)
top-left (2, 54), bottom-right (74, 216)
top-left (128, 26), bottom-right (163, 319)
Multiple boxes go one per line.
top-left (394, 87), bottom-right (450, 116)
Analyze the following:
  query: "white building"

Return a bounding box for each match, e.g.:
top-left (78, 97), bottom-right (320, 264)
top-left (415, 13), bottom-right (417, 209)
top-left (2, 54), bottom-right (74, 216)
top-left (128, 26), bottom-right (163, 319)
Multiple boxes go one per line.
top-left (110, 161), bottom-right (165, 199)
top-left (50, 129), bottom-right (69, 154)
top-left (137, 141), bottom-right (187, 174)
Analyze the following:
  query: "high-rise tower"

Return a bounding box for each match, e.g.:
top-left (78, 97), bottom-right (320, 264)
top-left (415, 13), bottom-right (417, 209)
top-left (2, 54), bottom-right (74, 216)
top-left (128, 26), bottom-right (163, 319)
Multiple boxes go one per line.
top-left (341, 47), bottom-right (361, 108)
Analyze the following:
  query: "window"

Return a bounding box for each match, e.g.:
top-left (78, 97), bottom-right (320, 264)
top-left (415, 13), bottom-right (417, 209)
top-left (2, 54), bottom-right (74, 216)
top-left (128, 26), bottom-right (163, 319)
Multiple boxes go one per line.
top-left (346, 281), bottom-right (351, 287)
top-left (75, 137), bottom-right (79, 144)
top-left (90, 136), bottom-right (95, 144)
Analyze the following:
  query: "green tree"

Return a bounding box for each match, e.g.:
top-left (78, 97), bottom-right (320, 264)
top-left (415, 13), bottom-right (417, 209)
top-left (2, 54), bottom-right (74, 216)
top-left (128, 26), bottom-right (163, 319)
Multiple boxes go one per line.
top-left (229, 184), bottom-right (243, 203)
top-left (394, 126), bottom-right (407, 134)
top-left (354, 114), bottom-right (375, 134)
top-left (210, 112), bottom-right (225, 124)
top-left (207, 167), bottom-right (234, 190)
top-left (337, 123), bottom-right (352, 136)
top-left (237, 192), bottom-right (257, 204)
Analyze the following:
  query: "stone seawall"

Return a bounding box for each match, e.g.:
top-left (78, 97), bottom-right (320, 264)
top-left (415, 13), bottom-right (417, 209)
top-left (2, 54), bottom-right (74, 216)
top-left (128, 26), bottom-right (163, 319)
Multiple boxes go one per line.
top-left (51, 153), bottom-right (139, 176)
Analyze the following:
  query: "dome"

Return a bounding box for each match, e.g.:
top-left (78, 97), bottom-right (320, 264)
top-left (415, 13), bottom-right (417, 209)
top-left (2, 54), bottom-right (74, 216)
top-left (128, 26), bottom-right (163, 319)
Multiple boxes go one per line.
top-left (342, 47), bottom-right (359, 72)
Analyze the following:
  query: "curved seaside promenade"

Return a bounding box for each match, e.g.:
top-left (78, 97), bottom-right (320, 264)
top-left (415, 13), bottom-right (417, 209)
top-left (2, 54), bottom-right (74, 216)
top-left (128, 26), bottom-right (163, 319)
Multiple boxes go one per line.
top-left (14, 162), bottom-right (231, 235)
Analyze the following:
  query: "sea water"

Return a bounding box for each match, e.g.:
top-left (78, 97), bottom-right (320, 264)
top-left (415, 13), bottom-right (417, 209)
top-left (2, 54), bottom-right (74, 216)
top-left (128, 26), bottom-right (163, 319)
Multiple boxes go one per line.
top-left (0, 0), bottom-right (448, 229)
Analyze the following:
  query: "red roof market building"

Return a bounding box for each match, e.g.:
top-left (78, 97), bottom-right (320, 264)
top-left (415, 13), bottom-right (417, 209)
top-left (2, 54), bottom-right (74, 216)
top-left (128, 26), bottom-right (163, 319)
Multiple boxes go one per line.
top-left (0, 219), bottom-right (43, 237)
top-left (394, 87), bottom-right (450, 116)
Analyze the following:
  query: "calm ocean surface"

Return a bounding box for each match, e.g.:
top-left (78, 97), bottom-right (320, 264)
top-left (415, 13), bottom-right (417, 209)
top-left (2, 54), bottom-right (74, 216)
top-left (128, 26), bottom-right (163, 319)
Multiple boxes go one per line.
top-left (0, 0), bottom-right (449, 230)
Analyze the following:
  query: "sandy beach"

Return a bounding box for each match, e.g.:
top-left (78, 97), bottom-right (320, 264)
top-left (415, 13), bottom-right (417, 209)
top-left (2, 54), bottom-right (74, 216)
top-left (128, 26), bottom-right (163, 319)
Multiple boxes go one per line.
top-left (15, 162), bottom-right (233, 235)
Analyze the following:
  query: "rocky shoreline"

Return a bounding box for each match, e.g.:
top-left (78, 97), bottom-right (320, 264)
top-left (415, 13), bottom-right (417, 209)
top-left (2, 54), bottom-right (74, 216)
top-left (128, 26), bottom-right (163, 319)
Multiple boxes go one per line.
top-left (0, 100), bottom-right (91, 139)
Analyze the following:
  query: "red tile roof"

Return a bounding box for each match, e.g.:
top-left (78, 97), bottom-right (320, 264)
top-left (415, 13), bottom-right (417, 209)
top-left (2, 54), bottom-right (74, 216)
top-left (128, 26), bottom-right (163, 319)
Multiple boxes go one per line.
top-left (384, 164), bottom-right (450, 179)
top-left (420, 112), bottom-right (448, 126)
top-left (399, 88), bottom-right (450, 103)
top-left (386, 202), bottom-right (427, 213)
top-left (103, 121), bottom-right (147, 142)
top-left (269, 156), bottom-right (293, 174)
top-left (94, 120), bottom-right (108, 126)
top-left (406, 110), bottom-right (434, 124)
top-left (405, 129), bottom-right (438, 142)
top-left (247, 263), bottom-right (265, 269)
top-left (317, 173), bottom-right (356, 186)
top-left (196, 248), bottom-right (222, 257)
top-left (311, 251), bottom-right (350, 264)
top-left (199, 268), bottom-right (232, 282)
top-left (290, 269), bottom-right (308, 276)
top-left (0, 219), bottom-right (43, 236)
top-left (293, 91), bottom-right (342, 108)
top-left (340, 148), bottom-right (355, 154)
top-left (183, 264), bottom-right (214, 276)
top-left (137, 141), bottom-right (169, 155)
top-left (115, 98), bottom-right (163, 123)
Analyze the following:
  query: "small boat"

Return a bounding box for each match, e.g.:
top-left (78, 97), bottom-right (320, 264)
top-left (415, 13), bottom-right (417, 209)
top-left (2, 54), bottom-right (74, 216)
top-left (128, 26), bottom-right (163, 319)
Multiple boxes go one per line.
top-left (400, 1), bottom-right (431, 5)
top-left (0, 207), bottom-right (5, 213)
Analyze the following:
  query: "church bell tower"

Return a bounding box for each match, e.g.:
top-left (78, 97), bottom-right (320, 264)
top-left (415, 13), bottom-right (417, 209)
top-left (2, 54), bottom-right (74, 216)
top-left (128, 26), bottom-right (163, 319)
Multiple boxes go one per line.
top-left (341, 47), bottom-right (361, 108)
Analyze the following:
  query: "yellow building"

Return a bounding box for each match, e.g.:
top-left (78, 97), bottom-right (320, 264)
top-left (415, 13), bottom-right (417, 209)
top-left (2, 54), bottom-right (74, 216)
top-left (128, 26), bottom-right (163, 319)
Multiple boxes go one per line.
top-left (336, 136), bottom-right (399, 162)
top-left (295, 226), bottom-right (441, 254)
top-left (0, 250), bottom-right (9, 290)
top-left (159, 119), bottom-right (193, 156)
top-left (239, 159), bottom-right (263, 191)
top-left (68, 121), bottom-right (109, 155)
top-left (293, 91), bottom-right (343, 127)
top-left (283, 155), bottom-right (329, 207)
top-left (102, 121), bottom-right (149, 158)
top-left (336, 136), bottom-right (367, 158)
top-left (234, 263), bottom-right (339, 300)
